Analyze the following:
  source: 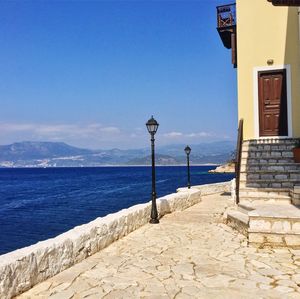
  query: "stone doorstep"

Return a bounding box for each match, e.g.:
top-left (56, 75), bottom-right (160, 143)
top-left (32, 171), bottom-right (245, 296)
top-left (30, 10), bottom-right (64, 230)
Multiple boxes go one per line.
top-left (239, 188), bottom-right (299, 206)
top-left (240, 199), bottom-right (292, 206)
top-left (225, 204), bottom-right (300, 247)
top-left (240, 187), bottom-right (291, 192)
top-left (292, 198), bottom-right (300, 208)
top-left (294, 185), bottom-right (300, 194)
top-left (248, 205), bottom-right (300, 235)
top-left (248, 231), bottom-right (300, 248)
top-left (227, 209), bottom-right (249, 224)
top-left (239, 195), bottom-right (291, 200)
top-left (239, 193), bottom-right (292, 199)
top-left (226, 209), bottom-right (249, 236)
top-left (237, 203), bottom-right (255, 214)
top-left (248, 204), bottom-right (300, 219)
top-left (249, 219), bottom-right (300, 235)
top-left (239, 189), bottom-right (291, 198)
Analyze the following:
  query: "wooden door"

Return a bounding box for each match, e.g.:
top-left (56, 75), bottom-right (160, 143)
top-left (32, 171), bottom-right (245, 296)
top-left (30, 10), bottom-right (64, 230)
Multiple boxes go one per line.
top-left (258, 69), bottom-right (288, 136)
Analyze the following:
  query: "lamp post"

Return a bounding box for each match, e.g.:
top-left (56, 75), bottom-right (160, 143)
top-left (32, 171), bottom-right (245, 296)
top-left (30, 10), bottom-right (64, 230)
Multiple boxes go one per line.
top-left (146, 116), bottom-right (159, 224)
top-left (184, 145), bottom-right (191, 189)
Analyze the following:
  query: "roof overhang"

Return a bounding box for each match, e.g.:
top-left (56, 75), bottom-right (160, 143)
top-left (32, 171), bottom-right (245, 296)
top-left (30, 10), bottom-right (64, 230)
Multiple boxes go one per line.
top-left (267, 0), bottom-right (300, 6)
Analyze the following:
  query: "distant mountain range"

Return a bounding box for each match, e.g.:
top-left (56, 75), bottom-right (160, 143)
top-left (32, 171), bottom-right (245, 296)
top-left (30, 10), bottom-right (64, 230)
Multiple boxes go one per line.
top-left (0, 141), bottom-right (235, 168)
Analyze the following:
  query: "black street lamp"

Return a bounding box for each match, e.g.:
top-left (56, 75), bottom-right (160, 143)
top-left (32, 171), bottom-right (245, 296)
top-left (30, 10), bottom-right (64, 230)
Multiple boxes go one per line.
top-left (146, 116), bottom-right (159, 224)
top-left (184, 145), bottom-right (191, 189)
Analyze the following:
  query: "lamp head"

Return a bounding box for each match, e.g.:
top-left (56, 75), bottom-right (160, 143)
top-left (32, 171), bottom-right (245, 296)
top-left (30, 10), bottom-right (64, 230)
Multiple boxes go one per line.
top-left (184, 145), bottom-right (191, 155)
top-left (146, 116), bottom-right (159, 135)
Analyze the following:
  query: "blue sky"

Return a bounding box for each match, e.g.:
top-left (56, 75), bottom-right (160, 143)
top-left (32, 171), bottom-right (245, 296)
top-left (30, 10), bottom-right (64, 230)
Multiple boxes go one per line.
top-left (0, 0), bottom-right (236, 149)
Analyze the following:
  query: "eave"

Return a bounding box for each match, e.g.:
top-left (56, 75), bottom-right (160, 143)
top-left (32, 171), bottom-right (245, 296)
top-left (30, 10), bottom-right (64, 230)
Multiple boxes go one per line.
top-left (267, 0), bottom-right (300, 6)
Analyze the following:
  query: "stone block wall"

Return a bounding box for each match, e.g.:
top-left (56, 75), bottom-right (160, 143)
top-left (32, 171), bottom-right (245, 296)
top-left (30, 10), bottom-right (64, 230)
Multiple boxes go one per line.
top-left (292, 185), bottom-right (300, 205)
top-left (0, 181), bottom-right (231, 299)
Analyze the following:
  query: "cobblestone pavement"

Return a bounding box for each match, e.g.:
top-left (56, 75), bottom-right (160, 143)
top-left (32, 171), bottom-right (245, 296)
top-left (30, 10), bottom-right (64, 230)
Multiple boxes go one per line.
top-left (17, 193), bottom-right (300, 299)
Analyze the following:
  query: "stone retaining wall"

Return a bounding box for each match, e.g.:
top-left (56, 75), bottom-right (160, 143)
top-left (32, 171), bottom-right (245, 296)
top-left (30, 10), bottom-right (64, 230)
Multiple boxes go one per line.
top-left (0, 181), bottom-right (231, 299)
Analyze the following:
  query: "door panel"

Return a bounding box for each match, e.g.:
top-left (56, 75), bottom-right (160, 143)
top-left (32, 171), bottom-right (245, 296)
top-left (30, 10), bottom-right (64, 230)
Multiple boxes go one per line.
top-left (258, 69), bottom-right (288, 136)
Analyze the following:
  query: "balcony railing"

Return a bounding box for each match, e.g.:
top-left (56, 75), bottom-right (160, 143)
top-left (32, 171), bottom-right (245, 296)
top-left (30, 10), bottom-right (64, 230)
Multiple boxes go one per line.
top-left (217, 3), bottom-right (236, 29)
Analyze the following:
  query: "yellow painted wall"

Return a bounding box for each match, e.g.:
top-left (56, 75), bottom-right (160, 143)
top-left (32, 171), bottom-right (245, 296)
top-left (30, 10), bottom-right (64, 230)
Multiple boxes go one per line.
top-left (236, 0), bottom-right (300, 139)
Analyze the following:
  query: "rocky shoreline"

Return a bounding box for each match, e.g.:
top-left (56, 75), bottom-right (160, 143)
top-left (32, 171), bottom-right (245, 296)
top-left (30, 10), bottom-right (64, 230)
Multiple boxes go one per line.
top-left (209, 162), bottom-right (235, 173)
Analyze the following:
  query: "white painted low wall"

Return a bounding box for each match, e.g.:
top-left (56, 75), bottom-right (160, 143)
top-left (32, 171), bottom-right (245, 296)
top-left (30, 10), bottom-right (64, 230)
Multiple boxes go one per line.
top-left (0, 181), bottom-right (231, 299)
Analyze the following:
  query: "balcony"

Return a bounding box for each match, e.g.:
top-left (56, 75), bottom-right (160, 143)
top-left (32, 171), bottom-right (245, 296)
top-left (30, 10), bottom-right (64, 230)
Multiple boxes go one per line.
top-left (217, 3), bottom-right (236, 30)
top-left (216, 3), bottom-right (237, 68)
top-left (217, 3), bottom-right (236, 49)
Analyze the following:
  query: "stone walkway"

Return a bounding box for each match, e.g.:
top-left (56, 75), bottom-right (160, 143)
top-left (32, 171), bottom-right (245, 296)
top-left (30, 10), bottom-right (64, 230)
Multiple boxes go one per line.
top-left (17, 193), bottom-right (300, 299)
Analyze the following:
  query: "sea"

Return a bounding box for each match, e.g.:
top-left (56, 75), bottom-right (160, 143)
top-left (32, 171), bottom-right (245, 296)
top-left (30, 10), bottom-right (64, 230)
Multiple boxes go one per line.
top-left (0, 166), bottom-right (234, 255)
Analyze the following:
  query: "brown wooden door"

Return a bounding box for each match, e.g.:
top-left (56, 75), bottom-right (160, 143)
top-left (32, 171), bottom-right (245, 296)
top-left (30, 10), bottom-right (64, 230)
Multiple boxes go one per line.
top-left (258, 69), bottom-right (288, 136)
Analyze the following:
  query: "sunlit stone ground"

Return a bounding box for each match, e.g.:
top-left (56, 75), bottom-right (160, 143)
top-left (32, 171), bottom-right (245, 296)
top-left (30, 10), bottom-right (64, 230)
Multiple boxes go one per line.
top-left (17, 193), bottom-right (300, 299)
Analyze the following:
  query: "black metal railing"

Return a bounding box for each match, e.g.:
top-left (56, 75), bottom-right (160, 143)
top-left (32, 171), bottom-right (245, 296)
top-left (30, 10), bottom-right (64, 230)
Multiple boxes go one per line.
top-left (217, 3), bottom-right (236, 29)
top-left (235, 119), bottom-right (243, 204)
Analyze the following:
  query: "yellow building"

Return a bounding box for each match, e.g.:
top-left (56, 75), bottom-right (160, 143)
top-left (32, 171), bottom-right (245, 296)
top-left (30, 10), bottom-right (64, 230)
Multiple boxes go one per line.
top-left (218, 0), bottom-right (300, 248)
top-left (218, 0), bottom-right (300, 140)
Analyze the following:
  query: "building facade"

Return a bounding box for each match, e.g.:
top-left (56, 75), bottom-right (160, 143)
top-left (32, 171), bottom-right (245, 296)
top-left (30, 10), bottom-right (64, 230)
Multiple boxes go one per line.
top-left (218, 0), bottom-right (300, 248)
top-left (237, 0), bottom-right (300, 140)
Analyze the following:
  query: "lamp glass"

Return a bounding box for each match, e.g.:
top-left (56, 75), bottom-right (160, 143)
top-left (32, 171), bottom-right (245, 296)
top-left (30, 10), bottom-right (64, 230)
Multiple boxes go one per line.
top-left (146, 116), bottom-right (159, 134)
top-left (184, 145), bottom-right (191, 155)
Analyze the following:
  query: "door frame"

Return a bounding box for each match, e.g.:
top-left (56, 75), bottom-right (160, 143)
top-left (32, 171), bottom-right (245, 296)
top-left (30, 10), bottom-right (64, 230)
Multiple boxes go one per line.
top-left (253, 64), bottom-right (292, 139)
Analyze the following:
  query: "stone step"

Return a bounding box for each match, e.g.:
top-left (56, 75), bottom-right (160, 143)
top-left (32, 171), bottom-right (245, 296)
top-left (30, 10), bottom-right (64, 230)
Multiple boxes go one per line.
top-left (241, 171), bottom-right (300, 178)
top-left (241, 151), bottom-right (294, 159)
top-left (239, 187), bottom-right (291, 197)
top-left (240, 193), bottom-right (291, 200)
top-left (241, 183), bottom-right (294, 189)
top-left (241, 169), bottom-right (300, 175)
top-left (242, 162), bottom-right (297, 166)
top-left (246, 203), bottom-right (300, 248)
top-left (239, 188), bottom-right (292, 204)
top-left (239, 197), bottom-right (291, 205)
top-left (248, 204), bottom-right (300, 234)
top-left (240, 172), bottom-right (300, 181)
top-left (226, 209), bottom-right (249, 236)
top-left (248, 231), bottom-right (300, 248)
top-left (237, 203), bottom-right (255, 214)
top-left (241, 158), bottom-right (295, 164)
top-left (241, 163), bottom-right (300, 172)
top-left (242, 148), bottom-right (295, 153)
top-left (240, 179), bottom-right (299, 189)
top-left (243, 139), bottom-right (297, 145)
top-left (243, 146), bottom-right (296, 152)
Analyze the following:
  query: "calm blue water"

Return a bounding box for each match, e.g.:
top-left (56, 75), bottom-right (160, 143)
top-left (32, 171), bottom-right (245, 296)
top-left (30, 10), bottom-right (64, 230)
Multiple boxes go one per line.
top-left (0, 166), bottom-right (234, 255)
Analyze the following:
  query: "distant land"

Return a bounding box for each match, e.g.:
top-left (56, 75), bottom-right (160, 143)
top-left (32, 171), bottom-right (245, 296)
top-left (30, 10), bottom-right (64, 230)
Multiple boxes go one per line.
top-left (0, 141), bottom-right (235, 168)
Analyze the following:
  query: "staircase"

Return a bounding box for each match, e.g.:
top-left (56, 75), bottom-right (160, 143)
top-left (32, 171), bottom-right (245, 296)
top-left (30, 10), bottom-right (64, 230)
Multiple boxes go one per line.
top-left (239, 139), bottom-right (300, 204)
top-left (226, 138), bottom-right (300, 248)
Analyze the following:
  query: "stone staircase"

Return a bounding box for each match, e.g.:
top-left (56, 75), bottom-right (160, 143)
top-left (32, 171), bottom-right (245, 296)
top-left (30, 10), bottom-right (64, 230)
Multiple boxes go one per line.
top-left (226, 138), bottom-right (300, 248)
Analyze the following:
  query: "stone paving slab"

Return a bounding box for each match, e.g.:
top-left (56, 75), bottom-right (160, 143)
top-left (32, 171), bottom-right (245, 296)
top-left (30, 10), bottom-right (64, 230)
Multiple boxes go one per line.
top-left (16, 193), bottom-right (300, 299)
